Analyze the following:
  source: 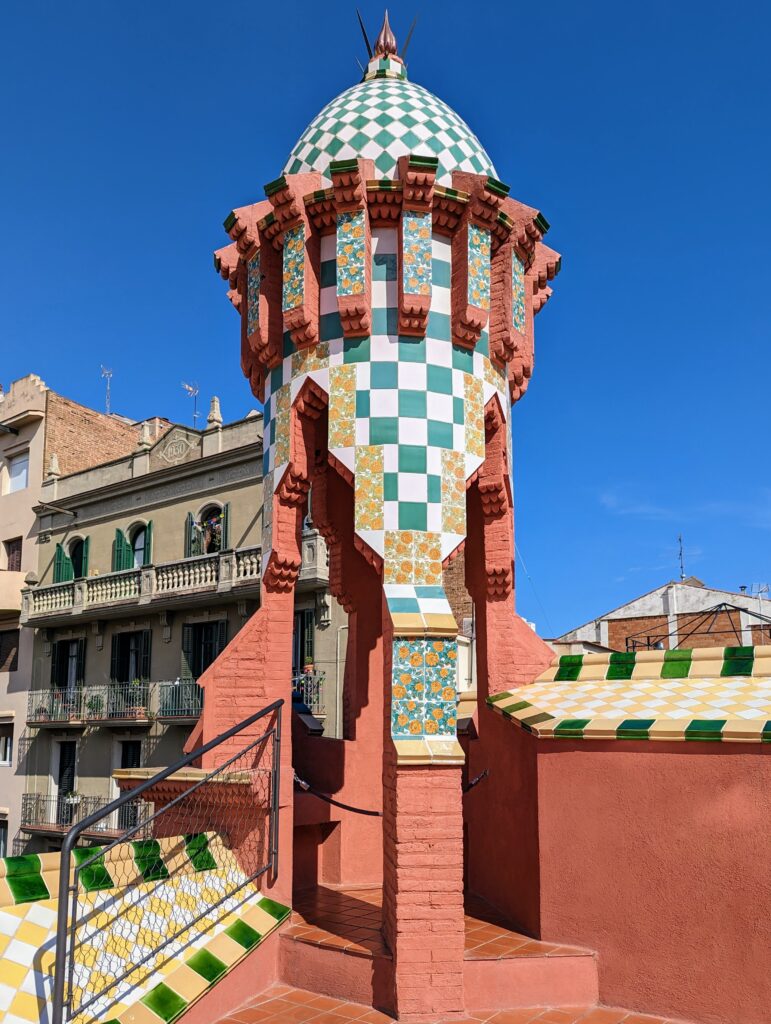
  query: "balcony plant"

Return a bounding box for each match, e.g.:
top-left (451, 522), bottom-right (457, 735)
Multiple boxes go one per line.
top-left (62, 791), bottom-right (81, 805)
top-left (34, 703), bottom-right (50, 721)
top-left (85, 694), bottom-right (105, 720)
top-left (125, 678), bottom-right (147, 718)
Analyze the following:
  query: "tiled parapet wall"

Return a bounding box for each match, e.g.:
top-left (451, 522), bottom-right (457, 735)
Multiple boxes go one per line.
top-left (489, 644), bottom-right (771, 742)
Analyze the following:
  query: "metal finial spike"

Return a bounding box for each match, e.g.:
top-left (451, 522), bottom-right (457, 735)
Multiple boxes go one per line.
top-left (374, 10), bottom-right (398, 57)
top-left (402, 15), bottom-right (418, 59)
top-left (356, 8), bottom-right (373, 58)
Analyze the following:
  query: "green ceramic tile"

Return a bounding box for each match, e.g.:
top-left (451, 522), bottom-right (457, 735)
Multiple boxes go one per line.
top-left (685, 720), bottom-right (725, 741)
top-left (371, 361), bottom-right (398, 389)
top-left (371, 307), bottom-right (398, 334)
top-left (616, 719), bottom-right (655, 740)
top-left (355, 390), bottom-right (370, 417)
top-left (225, 919), bottom-right (261, 950)
top-left (399, 502), bottom-right (427, 531)
top-left (343, 336), bottom-right (371, 363)
top-left (433, 259), bottom-right (451, 289)
top-left (4, 853), bottom-right (41, 877)
top-left (320, 260), bottom-right (336, 288)
top-left (721, 646), bottom-right (754, 676)
top-left (398, 389), bottom-right (427, 417)
top-left (762, 721), bottom-right (771, 742)
top-left (132, 839), bottom-right (170, 883)
top-left (498, 700), bottom-right (532, 712)
top-left (554, 654), bottom-right (583, 682)
top-left (320, 311), bottom-right (344, 342)
top-left (187, 948), bottom-right (228, 984)
top-left (398, 445), bottom-right (427, 473)
top-left (184, 833), bottom-right (218, 873)
top-left (453, 396), bottom-right (464, 424)
top-left (6, 871), bottom-right (49, 905)
top-left (427, 364), bottom-right (452, 395)
top-left (427, 420), bottom-right (453, 448)
top-left (661, 650), bottom-right (692, 679)
top-left (141, 982), bottom-right (188, 1022)
top-left (73, 847), bottom-right (114, 892)
top-left (258, 897), bottom-right (291, 923)
top-left (554, 719), bottom-right (590, 737)
top-left (452, 344), bottom-right (473, 373)
top-left (397, 337), bottom-right (426, 363)
top-left (370, 417), bottom-right (399, 445)
top-left (607, 652), bottom-right (636, 680)
top-left (427, 475), bottom-right (441, 502)
top-left (520, 711), bottom-right (556, 729)
top-left (427, 311), bottom-right (451, 341)
top-left (384, 472), bottom-right (398, 500)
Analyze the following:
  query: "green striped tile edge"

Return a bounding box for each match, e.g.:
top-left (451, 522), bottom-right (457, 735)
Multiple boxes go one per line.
top-left (3, 853), bottom-right (50, 905)
top-left (128, 896), bottom-right (291, 1024)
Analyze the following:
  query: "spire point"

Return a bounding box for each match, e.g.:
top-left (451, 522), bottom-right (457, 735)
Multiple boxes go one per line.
top-left (374, 10), bottom-right (398, 57)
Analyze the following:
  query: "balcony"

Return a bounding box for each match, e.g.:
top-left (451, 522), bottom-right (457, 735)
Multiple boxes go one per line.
top-left (26, 681), bottom-right (204, 728)
top-left (0, 568), bottom-right (26, 615)
top-left (20, 792), bottom-right (151, 840)
top-left (20, 545), bottom-right (263, 625)
top-left (298, 528), bottom-right (329, 589)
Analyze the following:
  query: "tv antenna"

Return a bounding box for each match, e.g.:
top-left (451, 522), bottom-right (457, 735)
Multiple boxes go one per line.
top-left (181, 381), bottom-right (200, 429)
top-left (677, 534), bottom-right (686, 582)
top-left (100, 366), bottom-right (113, 415)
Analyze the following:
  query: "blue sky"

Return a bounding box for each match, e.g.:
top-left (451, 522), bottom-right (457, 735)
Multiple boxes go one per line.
top-left (2, 1), bottom-right (769, 635)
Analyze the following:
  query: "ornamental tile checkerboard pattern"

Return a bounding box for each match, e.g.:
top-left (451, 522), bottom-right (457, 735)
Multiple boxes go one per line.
top-left (0, 838), bottom-right (289, 1024)
top-left (336, 211), bottom-right (367, 296)
top-left (284, 56), bottom-right (496, 185)
top-left (489, 647), bottom-right (771, 742)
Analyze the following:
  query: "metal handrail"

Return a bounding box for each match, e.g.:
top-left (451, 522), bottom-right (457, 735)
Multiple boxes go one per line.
top-left (52, 698), bottom-right (283, 1024)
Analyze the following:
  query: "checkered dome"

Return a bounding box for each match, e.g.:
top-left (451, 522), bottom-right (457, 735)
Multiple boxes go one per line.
top-left (284, 63), bottom-right (495, 185)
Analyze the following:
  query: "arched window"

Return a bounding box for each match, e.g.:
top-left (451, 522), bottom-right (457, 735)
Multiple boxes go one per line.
top-left (131, 526), bottom-right (146, 568)
top-left (199, 506), bottom-right (223, 554)
top-left (69, 538), bottom-right (89, 579)
top-left (185, 504), bottom-right (230, 557)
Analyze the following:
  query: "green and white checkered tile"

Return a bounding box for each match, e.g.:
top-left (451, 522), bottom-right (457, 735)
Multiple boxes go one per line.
top-left (284, 56), bottom-right (495, 185)
top-left (262, 227), bottom-right (509, 565)
top-left (488, 646), bottom-right (771, 743)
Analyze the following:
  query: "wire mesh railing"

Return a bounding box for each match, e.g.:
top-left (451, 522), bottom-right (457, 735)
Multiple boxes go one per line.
top-left (52, 698), bottom-right (283, 1024)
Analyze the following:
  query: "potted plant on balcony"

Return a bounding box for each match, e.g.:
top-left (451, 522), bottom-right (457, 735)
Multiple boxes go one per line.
top-left (125, 678), bottom-right (147, 719)
top-left (34, 702), bottom-right (50, 721)
top-left (85, 694), bottom-right (104, 720)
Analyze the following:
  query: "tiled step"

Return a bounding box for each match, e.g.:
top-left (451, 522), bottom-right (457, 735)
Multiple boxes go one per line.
top-left (213, 983), bottom-right (697, 1024)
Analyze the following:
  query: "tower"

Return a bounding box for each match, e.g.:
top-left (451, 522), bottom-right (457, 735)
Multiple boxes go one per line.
top-left (204, 16), bottom-right (560, 1019)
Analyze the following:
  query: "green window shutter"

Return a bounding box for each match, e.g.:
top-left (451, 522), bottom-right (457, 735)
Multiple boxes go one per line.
top-left (51, 641), bottom-right (61, 687)
top-left (112, 530), bottom-right (131, 571)
top-left (76, 638), bottom-right (86, 685)
top-left (54, 543), bottom-right (74, 583)
top-left (144, 521), bottom-right (153, 565)
top-left (111, 530), bottom-right (120, 572)
top-left (109, 635), bottom-right (119, 683)
top-left (81, 537), bottom-right (90, 578)
top-left (216, 619), bottom-right (228, 656)
top-left (221, 503), bottom-right (231, 551)
top-left (184, 513), bottom-right (194, 558)
top-left (303, 608), bottom-right (315, 664)
top-left (181, 624), bottom-right (195, 680)
top-left (139, 630), bottom-right (152, 680)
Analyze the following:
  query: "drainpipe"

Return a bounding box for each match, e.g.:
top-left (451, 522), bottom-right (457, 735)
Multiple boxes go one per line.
top-left (335, 625), bottom-right (349, 740)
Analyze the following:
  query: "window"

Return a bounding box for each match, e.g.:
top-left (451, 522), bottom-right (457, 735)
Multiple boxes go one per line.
top-left (51, 638), bottom-right (86, 690)
top-left (0, 821), bottom-right (7, 858)
top-left (184, 504), bottom-right (230, 557)
top-left (7, 451), bottom-right (29, 493)
top-left (0, 630), bottom-right (19, 673)
top-left (118, 740), bottom-right (143, 830)
top-left (4, 537), bottom-right (22, 572)
top-left (0, 725), bottom-right (12, 766)
top-left (293, 609), bottom-right (315, 675)
top-left (181, 621), bottom-right (227, 679)
top-left (53, 538), bottom-right (89, 583)
top-left (110, 630), bottom-right (151, 683)
top-left (112, 524), bottom-right (153, 571)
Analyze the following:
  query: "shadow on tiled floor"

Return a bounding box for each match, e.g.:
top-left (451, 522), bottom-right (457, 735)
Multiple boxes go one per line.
top-left (217, 984), bottom-right (692, 1024)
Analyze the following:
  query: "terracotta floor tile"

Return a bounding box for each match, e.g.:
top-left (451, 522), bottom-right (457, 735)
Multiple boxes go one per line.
top-left (576, 1010), bottom-right (629, 1024)
top-left (531, 1011), bottom-right (585, 1024)
top-left (489, 1010), bottom-right (543, 1024)
top-left (305, 996), bottom-right (347, 1011)
top-left (621, 1017), bottom-right (667, 1024)
top-left (357, 1011), bottom-right (394, 1024)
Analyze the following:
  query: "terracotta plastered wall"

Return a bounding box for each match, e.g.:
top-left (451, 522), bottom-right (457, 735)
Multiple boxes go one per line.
top-left (43, 392), bottom-right (141, 476)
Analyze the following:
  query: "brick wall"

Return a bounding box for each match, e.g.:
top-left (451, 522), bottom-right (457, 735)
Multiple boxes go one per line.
top-left (442, 552), bottom-right (472, 632)
top-left (607, 615), bottom-right (670, 651)
top-left (676, 610), bottom-right (744, 648)
top-left (44, 392), bottom-right (141, 476)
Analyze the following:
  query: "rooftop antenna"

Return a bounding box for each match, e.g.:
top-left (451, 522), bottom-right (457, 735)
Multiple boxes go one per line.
top-left (181, 381), bottom-right (200, 429)
top-left (100, 366), bottom-right (113, 415)
top-left (356, 8), bottom-right (373, 58)
top-left (677, 534), bottom-right (686, 582)
top-left (402, 15), bottom-right (418, 60)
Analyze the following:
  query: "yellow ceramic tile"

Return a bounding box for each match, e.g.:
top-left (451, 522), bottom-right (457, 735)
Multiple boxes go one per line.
top-left (164, 963), bottom-right (210, 1003)
top-left (205, 932), bottom-right (246, 967)
top-left (243, 903), bottom-right (282, 935)
top-left (9, 990), bottom-right (46, 1021)
top-left (0, 877), bottom-right (14, 908)
top-left (15, 920), bottom-right (49, 947)
top-left (0, 959), bottom-right (27, 988)
top-left (119, 1001), bottom-right (165, 1024)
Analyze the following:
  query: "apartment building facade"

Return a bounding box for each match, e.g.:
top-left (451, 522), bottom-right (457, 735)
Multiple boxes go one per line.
top-left (15, 400), bottom-right (343, 855)
top-left (0, 374), bottom-right (148, 856)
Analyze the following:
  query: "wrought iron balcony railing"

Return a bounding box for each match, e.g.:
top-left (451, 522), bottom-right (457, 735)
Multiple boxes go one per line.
top-left (20, 792), bottom-right (151, 839)
top-left (292, 671), bottom-right (326, 716)
top-left (26, 681), bottom-right (205, 727)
